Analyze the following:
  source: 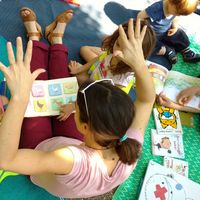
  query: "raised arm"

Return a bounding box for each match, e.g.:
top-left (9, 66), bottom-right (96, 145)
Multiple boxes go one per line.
top-left (113, 18), bottom-right (155, 135)
top-left (0, 38), bottom-right (74, 175)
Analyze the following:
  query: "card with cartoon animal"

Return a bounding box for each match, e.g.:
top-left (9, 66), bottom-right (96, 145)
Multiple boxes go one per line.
top-left (147, 60), bottom-right (200, 109)
top-left (138, 160), bottom-right (200, 200)
top-left (153, 106), bottom-right (183, 135)
top-left (163, 157), bottom-right (188, 177)
top-left (24, 77), bottom-right (78, 117)
top-left (151, 129), bottom-right (184, 159)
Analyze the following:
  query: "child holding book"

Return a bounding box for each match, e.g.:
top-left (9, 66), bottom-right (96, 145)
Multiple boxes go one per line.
top-left (137, 0), bottom-right (200, 64)
top-left (68, 19), bottom-right (156, 91)
top-left (0, 17), bottom-right (155, 199)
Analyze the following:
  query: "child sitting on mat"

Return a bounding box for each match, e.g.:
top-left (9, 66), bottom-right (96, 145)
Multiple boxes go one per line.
top-left (69, 20), bottom-right (156, 93)
top-left (137, 0), bottom-right (200, 64)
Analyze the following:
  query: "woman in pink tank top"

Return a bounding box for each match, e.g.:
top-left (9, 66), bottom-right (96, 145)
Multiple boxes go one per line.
top-left (0, 14), bottom-right (155, 199)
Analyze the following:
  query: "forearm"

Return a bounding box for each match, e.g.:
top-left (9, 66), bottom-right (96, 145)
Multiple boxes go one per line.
top-left (77, 57), bottom-right (98, 74)
top-left (134, 63), bottom-right (156, 103)
top-left (171, 17), bottom-right (179, 29)
top-left (0, 98), bottom-right (27, 163)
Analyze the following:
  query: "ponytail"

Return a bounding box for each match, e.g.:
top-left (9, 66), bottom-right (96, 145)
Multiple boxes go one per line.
top-left (115, 138), bottom-right (142, 165)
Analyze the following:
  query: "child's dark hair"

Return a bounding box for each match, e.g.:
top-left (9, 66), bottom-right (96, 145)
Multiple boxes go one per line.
top-left (77, 80), bottom-right (142, 165)
top-left (168, 0), bottom-right (198, 15)
top-left (101, 19), bottom-right (156, 75)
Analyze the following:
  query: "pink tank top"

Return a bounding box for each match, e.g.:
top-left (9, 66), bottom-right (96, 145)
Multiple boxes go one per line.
top-left (31, 128), bottom-right (143, 198)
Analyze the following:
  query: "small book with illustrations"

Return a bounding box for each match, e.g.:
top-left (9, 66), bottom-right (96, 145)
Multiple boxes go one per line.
top-left (151, 129), bottom-right (185, 159)
top-left (24, 77), bottom-right (78, 117)
top-left (153, 106), bottom-right (183, 134)
top-left (147, 60), bottom-right (200, 110)
top-left (138, 160), bottom-right (200, 200)
top-left (163, 156), bottom-right (188, 177)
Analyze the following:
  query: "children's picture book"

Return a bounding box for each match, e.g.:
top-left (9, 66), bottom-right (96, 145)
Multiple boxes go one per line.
top-left (151, 129), bottom-right (185, 159)
top-left (147, 60), bottom-right (200, 109)
top-left (163, 156), bottom-right (188, 177)
top-left (138, 160), bottom-right (200, 200)
top-left (24, 77), bottom-right (78, 117)
top-left (153, 106), bottom-right (183, 134)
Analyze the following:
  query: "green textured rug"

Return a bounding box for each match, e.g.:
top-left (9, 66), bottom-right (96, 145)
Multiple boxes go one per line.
top-left (113, 40), bottom-right (200, 200)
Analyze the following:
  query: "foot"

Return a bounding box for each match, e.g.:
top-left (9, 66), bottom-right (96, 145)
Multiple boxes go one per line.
top-left (45, 10), bottom-right (73, 44)
top-left (20, 8), bottom-right (42, 41)
top-left (164, 46), bottom-right (177, 65)
top-left (182, 48), bottom-right (200, 63)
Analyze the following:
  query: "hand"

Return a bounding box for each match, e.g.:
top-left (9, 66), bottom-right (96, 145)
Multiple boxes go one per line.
top-left (69, 60), bottom-right (83, 75)
top-left (57, 103), bottom-right (75, 121)
top-left (167, 27), bottom-right (177, 36)
top-left (0, 37), bottom-right (45, 102)
top-left (112, 18), bottom-right (147, 70)
top-left (176, 87), bottom-right (200, 106)
top-left (157, 93), bottom-right (175, 108)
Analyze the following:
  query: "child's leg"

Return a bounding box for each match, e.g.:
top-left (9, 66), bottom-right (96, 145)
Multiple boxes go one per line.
top-left (47, 11), bottom-right (83, 141)
top-left (20, 41), bottom-right (53, 149)
top-left (162, 29), bottom-right (200, 63)
top-left (19, 8), bottom-right (53, 149)
top-left (80, 46), bottom-right (103, 62)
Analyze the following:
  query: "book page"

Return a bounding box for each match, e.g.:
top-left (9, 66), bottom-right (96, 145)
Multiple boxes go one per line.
top-left (147, 60), bottom-right (169, 95)
top-left (24, 77), bottom-right (78, 117)
top-left (163, 71), bottom-right (200, 109)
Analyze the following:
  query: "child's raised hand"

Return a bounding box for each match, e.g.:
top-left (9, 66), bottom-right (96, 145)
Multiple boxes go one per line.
top-left (113, 18), bottom-right (147, 70)
top-left (69, 60), bottom-right (83, 75)
top-left (57, 103), bottom-right (75, 121)
top-left (0, 37), bottom-right (45, 102)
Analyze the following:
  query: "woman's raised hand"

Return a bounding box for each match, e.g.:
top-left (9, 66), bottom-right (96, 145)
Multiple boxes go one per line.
top-left (0, 37), bottom-right (45, 102)
top-left (113, 18), bottom-right (147, 70)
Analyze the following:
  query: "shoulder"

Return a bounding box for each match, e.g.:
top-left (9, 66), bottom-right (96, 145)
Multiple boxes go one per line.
top-left (146, 1), bottom-right (164, 20)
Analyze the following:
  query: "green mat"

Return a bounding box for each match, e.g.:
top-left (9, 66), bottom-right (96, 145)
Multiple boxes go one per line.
top-left (113, 40), bottom-right (200, 200)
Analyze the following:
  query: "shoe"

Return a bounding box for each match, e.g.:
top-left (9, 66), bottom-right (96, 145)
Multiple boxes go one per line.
top-left (182, 49), bottom-right (200, 63)
top-left (45, 9), bottom-right (73, 43)
top-left (20, 7), bottom-right (42, 39)
top-left (165, 46), bottom-right (177, 64)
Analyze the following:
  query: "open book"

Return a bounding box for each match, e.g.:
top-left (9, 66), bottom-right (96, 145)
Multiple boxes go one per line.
top-left (147, 60), bottom-right (200, 109)
top-left (138, 160), bottom-right (200, 200)
top-left (24, 77), bottom-right (78, 117)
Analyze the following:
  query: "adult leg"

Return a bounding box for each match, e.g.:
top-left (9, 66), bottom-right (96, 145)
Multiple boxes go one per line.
top-left (19, 8), bottom-right (52, 149)
top-left (47, 10), bottom-right (83, 141)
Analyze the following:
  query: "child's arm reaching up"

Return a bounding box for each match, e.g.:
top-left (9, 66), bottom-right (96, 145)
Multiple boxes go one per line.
top-left (113, 18), bottom-right (156, 136)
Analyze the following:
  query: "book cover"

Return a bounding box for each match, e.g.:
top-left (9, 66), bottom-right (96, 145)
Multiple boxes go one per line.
top-left (163, 156), bottom-right (188, 177)
top-left (151, 129), bottom-right (185, 159)
top-left (24, 77), bottom-right (78, 117)
top-left (138, 160), bottom-right (200, 200)
top-left (147, 60), bottom-right (200, 109)
top-left (153, 106), bottom-right (183, 134)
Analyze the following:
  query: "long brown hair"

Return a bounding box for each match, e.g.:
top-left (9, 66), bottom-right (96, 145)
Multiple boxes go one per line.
top-left (101, 20), bottom-right (156, 75)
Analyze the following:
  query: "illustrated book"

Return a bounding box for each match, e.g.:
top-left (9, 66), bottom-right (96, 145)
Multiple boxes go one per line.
top-left (24, 77), bottom-right (78, 117)
top-left (147, 60), bottom-right (200, 110)
top-left (138, 160), bottom-right (200, 200)
top-left (151, 129), bottom-right (185, 159)
top-left (153, 106), bottom-right (183, 134)
top-left (163, 156), bottom-right (188, 177)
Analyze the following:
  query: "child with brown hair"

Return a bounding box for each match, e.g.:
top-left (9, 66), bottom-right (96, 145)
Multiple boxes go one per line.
top-left (69, 20), bottom-right (156, 92)
top-left (137, 0), bottom-right (200, 64)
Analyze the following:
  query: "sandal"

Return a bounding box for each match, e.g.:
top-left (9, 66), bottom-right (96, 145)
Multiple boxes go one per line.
top-left (20, 7), bottom-right (42, 39)
top-left (45, 9), bottom-right (73, 43)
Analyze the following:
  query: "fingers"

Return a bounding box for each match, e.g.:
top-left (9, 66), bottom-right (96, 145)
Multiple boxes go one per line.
top-left (24, 40), bottom-right (33, 67)
top-left (118, 24), bottom-right (128, 47)
top-left (16, 37), bottom-right (24, 63)
top-left (127, 18), bottom-right (134, 41)
top-left (0, 62), bottom-right (9, 77)
top-left (7, 42), bottom-right (16, 66)
top-left (135, 18), bottom-right (141, 38)
top-left (32, 69), bottom-right (46, 80)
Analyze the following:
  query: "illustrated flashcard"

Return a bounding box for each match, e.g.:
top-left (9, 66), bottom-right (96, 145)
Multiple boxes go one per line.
top-left (32, 84), bottom-right (45, 97)
top-left (153, 107), bottom-right (183, 135)
top-left (151, 129), bottom-right (184, 159)
top-left (48, 83), bottom-right (62, 96)
top-left (24, 77), bottom-right (78, 117)
top-left (138, 160), bottom-right (200, 200)
top-left (51, 97), bottom-right (64, 111)
top-left (163, 157), bottom-right (188, 177)
top-left (33, 99), bottom-right (47, 112)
